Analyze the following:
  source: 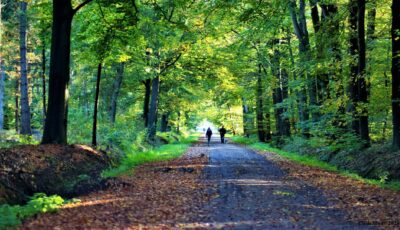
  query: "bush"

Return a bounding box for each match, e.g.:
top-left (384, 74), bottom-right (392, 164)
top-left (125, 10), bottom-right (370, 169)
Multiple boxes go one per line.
top-left (0, 193), bottom-right (66, 229)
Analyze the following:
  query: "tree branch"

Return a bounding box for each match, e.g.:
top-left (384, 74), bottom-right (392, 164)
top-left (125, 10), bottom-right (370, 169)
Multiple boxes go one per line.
top-left (73, 0), bottom-right (94, 15)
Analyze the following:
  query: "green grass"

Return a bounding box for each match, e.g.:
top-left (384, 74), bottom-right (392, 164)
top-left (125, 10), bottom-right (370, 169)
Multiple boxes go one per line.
top-left (0, 193), bottom-right (72, 229)
top-left (230, 136), bottom-right (400, 191)
top-left (102, 135), bottom-right (198, 178)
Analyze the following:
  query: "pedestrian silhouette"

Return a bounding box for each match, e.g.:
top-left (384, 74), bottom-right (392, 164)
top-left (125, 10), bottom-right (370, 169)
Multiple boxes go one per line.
top-left (219, 126), bottom-right (227, 144)
top-left (206, 127), bottom-right (212, 146)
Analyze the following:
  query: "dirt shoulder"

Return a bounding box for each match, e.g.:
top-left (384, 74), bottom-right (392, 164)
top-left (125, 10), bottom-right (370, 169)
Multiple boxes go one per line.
top-left (256, 149), bottom-right (400, 229)
top-left (22, 146), bottom-right (210, 229)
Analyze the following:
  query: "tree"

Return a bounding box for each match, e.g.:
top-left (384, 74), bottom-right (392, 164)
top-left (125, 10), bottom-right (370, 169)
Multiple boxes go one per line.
top-left (41, 0), bottom-right (93, 144)
top-left (19, 1), bottom-right (31, 135)
top-left (392, 0), bottom-right (400, 149)
top-left (109, 62), bottom-right (125, 124)
top-left (0, 0), bottom-right (4, 130)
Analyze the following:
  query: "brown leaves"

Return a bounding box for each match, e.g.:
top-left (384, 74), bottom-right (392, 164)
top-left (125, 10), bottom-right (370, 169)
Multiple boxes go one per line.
top-left (259, 150), bottom-right (400, 229)
top-left (22, 148), bottom-right (210, 229)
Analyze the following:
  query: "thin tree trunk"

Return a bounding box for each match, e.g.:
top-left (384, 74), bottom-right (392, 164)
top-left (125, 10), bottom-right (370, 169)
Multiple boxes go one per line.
top-left (147, 76), bottom-right (160, 142)
top-left (357, 0), bottom-right (370, 145)
top-left (109, 62), bottom-right (124, 124)
top-left (143, 78), bottom-right (151, 127)
top-left (256, 63), bottom-right (266, 142)
top-left (15, 80), bottom-right (20, 133)
top-left (19, 1), bottom-right (31, 135)
top-left (392, 0), bottom-right (400, 149)
top-left (0, 1), bottom-right (4, 130)
top-left (160, 113), bottom-right (169, 132)
top-left (41, 43), bottom-right (47, 120)
top-left (0, 60), bottom-right (4, 130)
top-left (242, 98), bottom-right (251, 137)
top-left (92, 63), bottom-right (102, 146)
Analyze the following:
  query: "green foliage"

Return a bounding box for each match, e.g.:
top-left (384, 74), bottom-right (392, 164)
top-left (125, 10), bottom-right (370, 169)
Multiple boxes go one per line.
top-left (102, 135), bottom-right (198, 178)
top-left (0, 131), bottom-right (39, 148)
top-left (0, 193), bottom-right (66, 229)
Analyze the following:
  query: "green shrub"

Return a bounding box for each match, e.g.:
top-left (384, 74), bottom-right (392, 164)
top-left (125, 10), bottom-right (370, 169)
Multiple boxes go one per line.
top-left (0, 193), bottom-right (66, 229)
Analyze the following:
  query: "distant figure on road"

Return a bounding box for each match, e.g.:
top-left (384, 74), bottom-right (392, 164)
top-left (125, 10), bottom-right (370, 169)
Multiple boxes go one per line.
top-left (206, 127), bottom-right (213, 146)
top-left (219, 126), bottom-right (227, 144)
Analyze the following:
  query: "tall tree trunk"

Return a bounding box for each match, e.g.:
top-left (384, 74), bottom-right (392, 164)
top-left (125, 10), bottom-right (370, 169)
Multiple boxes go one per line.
top-left (271, 46), bottom-right (291, 138)
top-left (357, 0), bottom-right (370, 145)
top-left (0, 59), bottom-right (4, 130)
top-left (19, 1), bottom-right (31, 135)
top-left (92, 63), bottom-right (102, 146)
top-left (366, 0), bottom-right (376, 97)
top-left (42, 1), bottom-right (73, 144)
top-left (41, 43), bottom-right (47, 120)
top-left (287, 32), bottom-right (308, 136)
top-left (289, 0), bottom-right (313, 134)
top-left (15, 80), bottom-right (19, 133)
top-left (147, 76), bottom-right (160, 142)
top-left (42, 0), bottom-right (93, 144)
top-left (392, 0), bottom-right (400, 149)
top-left (256, 63), bottom-right (266, 142)
top-left (109, 62), bottom-right (124, 124)
top-left (143, 78), bottom-right (151, 127)
top-left (0, 1), bottom-right (4, 130)
top-left (348, 0), bottom-right (360, 135)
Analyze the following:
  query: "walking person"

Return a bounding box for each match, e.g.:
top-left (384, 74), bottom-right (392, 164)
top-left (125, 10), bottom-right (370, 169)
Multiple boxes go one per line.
top-left (206, 127), bottom-right (213, 146)
top-left (219, 126), bottom-right (227, 144)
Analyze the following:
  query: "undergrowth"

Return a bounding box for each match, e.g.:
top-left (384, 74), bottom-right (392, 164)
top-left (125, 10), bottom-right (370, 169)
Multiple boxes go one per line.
top-left (230, 136), bottom-right (400, 191)
top-left (0, 193), bottom-right (76, 229)
top-left (102, 134), bottom-right (198, 178)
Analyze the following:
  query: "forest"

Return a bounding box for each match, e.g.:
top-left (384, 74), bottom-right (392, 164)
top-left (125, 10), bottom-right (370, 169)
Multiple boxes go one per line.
top-left (1, 0), bottom-right (400, 228)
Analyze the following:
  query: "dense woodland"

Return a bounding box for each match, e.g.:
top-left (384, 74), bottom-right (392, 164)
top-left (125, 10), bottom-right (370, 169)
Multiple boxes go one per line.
top-left (0, 0), bottom-right (400, 179)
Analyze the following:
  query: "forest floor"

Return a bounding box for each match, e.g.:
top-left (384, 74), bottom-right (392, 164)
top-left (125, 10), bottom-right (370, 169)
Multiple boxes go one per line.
top-left (22, 137), bottom-right (400, 229)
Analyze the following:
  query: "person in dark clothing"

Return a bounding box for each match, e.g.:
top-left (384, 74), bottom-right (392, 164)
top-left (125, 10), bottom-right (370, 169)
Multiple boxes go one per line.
top-left (206, 127), bottom-right (212, 146)
top-left (219, 126), bottom-right (227, 143)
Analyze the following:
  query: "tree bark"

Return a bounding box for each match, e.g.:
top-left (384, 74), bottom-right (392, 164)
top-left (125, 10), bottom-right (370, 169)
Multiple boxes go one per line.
top-left (42, 0), bottom-right (93, 144)
top-left (0, 59), bottom-right (4, 130)
top-left (19, 1), bottom-right (31, 135)
top-left (348, 0), bottom-right (360, 135)
top-left (41, 43), bottom-right (47, 119)
top-left (357, 0), bottom-right (370, 145)
top-left (392, 0), bottom-right (400, 149)
top-left (143, 78), bottom-right (151, 127)
top-left (109, 62), bottom-right (124, 124)
top-left (41, 1), bottom-right (74, 144)
top-left (271, 46), bottom-right (291, 138)
top-left (256, 63), bottom-right (266, 142)
top-left (289, 0), bottom-right (314, 133)
top-left (0, 2), bottom-right (4, 130)
top-left (160, 113), bottom-right (169, 132)
top-left (242, 97), bottom-right (252, 137)
top-left (92, 63), bottom-right (102, 146)
top-left (147, 76), bottom-right (160, 142)
top-left (15, 80), bottom-right (19, 133)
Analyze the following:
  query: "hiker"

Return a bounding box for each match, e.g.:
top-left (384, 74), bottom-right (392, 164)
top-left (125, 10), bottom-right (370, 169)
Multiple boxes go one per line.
top-left (219, 126), bottom-right (227, 144)
top-left (206, 127), bottom-right (212, 146)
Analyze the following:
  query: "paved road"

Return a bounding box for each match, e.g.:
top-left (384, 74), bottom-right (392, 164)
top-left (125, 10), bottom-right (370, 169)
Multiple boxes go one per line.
top-left (194, 136), bottom-right (374, 229)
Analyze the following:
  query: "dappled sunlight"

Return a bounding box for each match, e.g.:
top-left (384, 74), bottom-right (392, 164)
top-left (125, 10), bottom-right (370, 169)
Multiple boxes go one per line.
top-left (221, 179), bottom-right (285, 186)
top-left (62, 197), bottom-right (128, 209)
